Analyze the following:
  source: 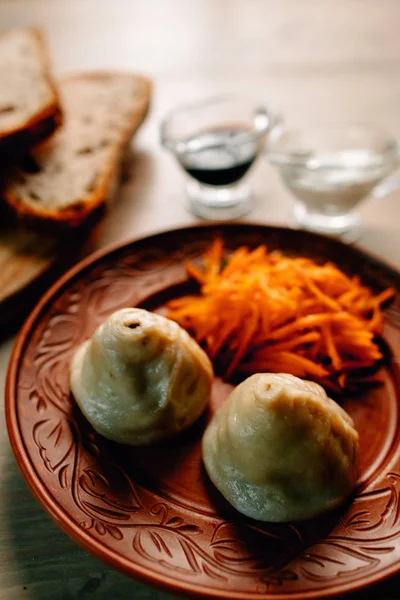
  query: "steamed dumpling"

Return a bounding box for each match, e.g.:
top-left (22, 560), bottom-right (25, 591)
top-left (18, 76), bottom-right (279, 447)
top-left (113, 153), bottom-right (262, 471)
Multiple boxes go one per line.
top-left (70, 308), bottom-right (213, 445)
top-left (202, 373), bottom-right (358, 522)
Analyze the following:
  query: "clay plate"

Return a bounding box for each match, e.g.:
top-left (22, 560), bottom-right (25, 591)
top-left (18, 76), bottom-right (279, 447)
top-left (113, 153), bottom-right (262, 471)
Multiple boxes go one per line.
top-left (6, 224), bottom-right (400, 599)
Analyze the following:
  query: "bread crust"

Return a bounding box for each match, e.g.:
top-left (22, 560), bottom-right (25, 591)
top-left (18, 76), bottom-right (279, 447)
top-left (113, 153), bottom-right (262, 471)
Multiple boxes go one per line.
top-left (0, 29), bottom-right (63, 156)
top-left (2, 71), bottom-right (152, 229)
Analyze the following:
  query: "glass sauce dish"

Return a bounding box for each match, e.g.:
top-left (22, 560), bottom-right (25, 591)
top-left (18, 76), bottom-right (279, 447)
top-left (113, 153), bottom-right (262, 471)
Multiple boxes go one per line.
top-left (161, 95), bottom-right (276, 220)
top-left (265, 123), bottom-right (399, 242)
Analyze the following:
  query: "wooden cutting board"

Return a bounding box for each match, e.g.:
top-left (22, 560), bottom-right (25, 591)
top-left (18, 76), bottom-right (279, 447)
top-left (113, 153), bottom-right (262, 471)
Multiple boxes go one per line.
top-left (0, 225), bottom-right (59, 303)
top-left (0, 211), bottom-right (95, 334)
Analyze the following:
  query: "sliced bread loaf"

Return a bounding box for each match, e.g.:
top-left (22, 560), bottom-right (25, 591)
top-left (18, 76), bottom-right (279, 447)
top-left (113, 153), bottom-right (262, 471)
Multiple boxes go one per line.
top-left (2, 72), bottom-right (151, 227)
top-left (0, 28), bottom-right (62, 157)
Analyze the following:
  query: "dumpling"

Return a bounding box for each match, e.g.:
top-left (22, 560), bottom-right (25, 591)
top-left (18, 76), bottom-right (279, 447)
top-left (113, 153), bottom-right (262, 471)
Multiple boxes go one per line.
top-left (70, 308), bottom-right (213, 445)
top-left (202, 373), bottom-right (358, 522)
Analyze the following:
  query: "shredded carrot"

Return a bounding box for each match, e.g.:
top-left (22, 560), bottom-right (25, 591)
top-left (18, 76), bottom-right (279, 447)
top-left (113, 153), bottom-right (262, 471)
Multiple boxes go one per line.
top-left (166, 239), bottom-right (396, 391)
top-left (185, 262), bottom-right (206, 284)
top-left (321, 323), bottom-right (341, 370)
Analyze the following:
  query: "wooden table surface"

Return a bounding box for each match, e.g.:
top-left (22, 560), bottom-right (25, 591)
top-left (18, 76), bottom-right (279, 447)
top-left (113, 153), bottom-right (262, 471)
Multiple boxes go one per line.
top-left (1, 1), bottom-right (400, 598)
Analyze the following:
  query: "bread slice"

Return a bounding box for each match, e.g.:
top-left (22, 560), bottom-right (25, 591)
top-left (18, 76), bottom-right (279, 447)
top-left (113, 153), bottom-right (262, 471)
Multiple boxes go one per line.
top-left (0, 28), bottom-right (62, 158)
top-left (2, 72), bottom-right (151, 227)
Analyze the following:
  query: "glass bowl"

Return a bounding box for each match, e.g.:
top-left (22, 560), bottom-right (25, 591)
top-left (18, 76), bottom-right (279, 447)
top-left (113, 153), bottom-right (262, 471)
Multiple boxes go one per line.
top-left (265, 122), bottom-right (399, 242)
top-left (161, 94), bottom-right (276, 220)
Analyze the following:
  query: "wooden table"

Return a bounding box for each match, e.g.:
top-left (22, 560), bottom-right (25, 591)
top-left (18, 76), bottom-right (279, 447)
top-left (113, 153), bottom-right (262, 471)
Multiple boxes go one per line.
top-left (1, 1), bottom-right (400, 598)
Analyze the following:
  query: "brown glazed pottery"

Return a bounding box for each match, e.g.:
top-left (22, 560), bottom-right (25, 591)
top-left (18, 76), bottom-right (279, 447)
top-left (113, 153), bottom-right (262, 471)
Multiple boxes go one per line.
top-left (6, 224), bottom-right (400, 599)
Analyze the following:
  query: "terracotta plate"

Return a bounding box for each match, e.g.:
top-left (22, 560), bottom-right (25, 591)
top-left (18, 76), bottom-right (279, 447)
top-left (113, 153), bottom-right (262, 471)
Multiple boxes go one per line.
top-left (6, 224), bottom-right (400, 599)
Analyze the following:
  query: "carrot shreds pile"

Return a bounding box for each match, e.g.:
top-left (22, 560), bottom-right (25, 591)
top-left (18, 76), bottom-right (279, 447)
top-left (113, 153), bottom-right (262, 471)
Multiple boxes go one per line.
top-left (166, 239), bottom-right (395, 391)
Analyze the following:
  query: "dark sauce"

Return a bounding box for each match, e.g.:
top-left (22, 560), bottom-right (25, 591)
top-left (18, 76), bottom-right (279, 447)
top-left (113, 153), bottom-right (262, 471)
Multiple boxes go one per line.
top-left (179, 126), bottom-right (258, 186)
